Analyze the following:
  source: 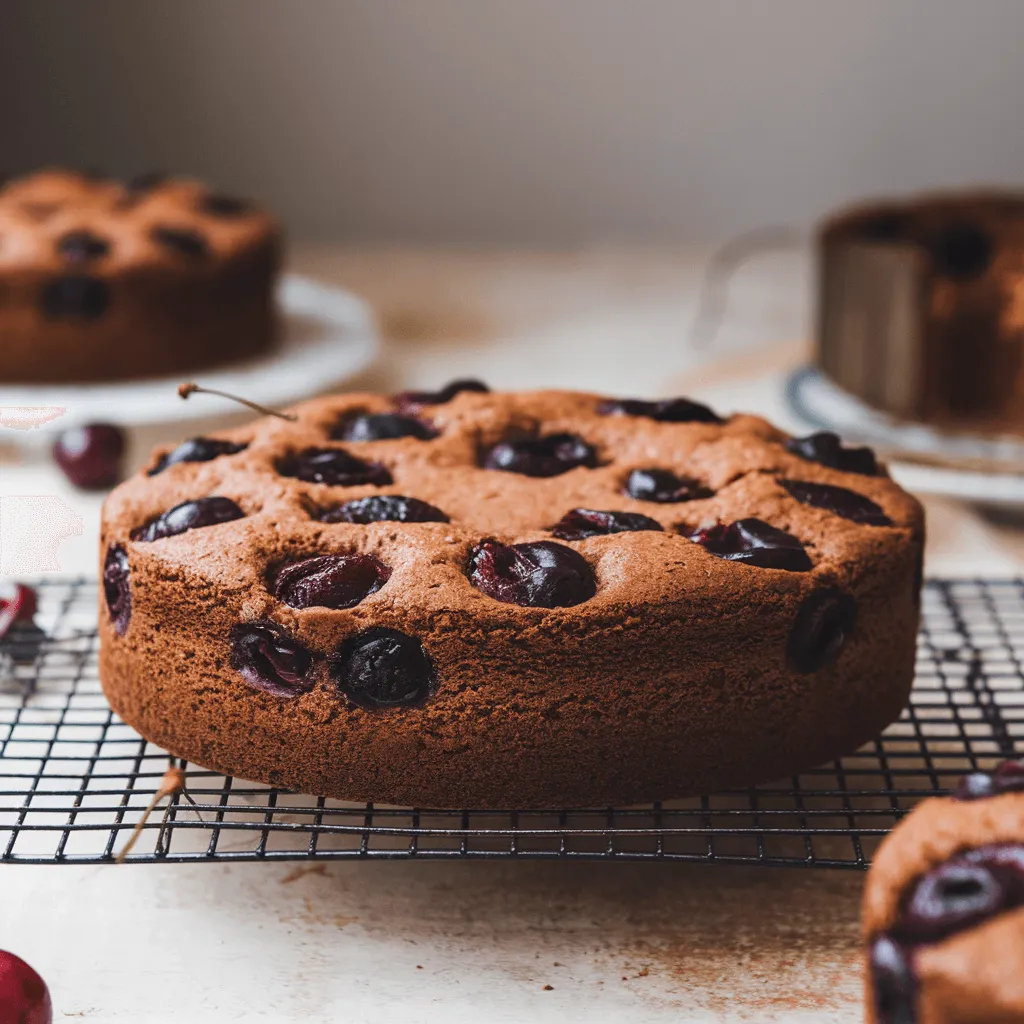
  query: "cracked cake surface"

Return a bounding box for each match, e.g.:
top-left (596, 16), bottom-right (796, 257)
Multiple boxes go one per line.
top-left (99, 386), bottom-right (925, 807)
top-left (0, 168), bottom-right (279, 382)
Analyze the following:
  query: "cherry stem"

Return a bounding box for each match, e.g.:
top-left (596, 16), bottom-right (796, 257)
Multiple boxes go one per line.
top-left (115, 763), bottom-right (203, 862)
top-left (178, 382), bottom-right (297, 422)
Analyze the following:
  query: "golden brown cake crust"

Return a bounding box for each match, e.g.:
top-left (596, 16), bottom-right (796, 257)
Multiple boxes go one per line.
top-left (0, 169), bottom-right (280, 382)
top-left (863, 789), bottom-right (1024, 1024)
top-left (98, 388), bottom-right (924, 807)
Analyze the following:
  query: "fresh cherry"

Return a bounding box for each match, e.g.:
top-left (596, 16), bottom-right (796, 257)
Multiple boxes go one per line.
top-left (330, 628), bottom-right (437, 709)
top-left (468, 540), bottom-right (596, 608)
top-left (103, 544), bottom-right (132, 635)
top-left (0, 583), bottom-right (44, 665)
top-left (482, 434), bottom-right (597, 477)
top-left (272, 554), bottom-right (391, 609)
top-left (868, 936), bottom-right (916, 1024)
top-left (151, 225), bottom-right (208, 258)
top-left (954, 759), bottom-right (1024, 801)
top-left (319, 495), bottom-right (449, 524)
top-left (277, 448), bottom-right (392, 487)
top-left (333, 413), bottom-right (436, 442)
top-left (786, 432), bottom-right (879, 476)
top-left (597, 396), bottom-right (723, 424)
top-left (787, 588), bottom-right (857, 673)
top-left (57, 229), bottom-right (110, 262)
top-left (130, 497), bottom-right (244, 542)
top-left (625, 469), bottom-right (712, 503)
top-left (393, 379), bottom-right (489, 412)
top-left (780, 479), bottom-right (892, 526)
top-left (52, 423), bottom-right (125, 490)
top-left (41, 275), bottom-right (110, 319)
top-left (229, 622), bottom-right (315, 697)
top-left (895, 844), bottom-right (1024, 944)
top-left (551, 508), bottom-right (663, 540)
top-left (687, 519), bottom-right (812, 571)
top-left (0, 950), bottom-right (52, 1024)
top-left (148, 437), bottom-right (247, 476)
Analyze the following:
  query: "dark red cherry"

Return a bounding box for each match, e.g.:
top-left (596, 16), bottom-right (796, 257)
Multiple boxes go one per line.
top-left (625, 469), bottom-right (713, 503)
top-left (0, 583), bottom-right (44, 666)
top-left (896, 845), bottom-right (1024, 944)
top-left (320, 495), bottom-right (449, 524)
top-left (482, 434), bottom-right (597, 477)
top-left (199, 193), bottom-right (251, 217)
top-left (52, 422), bottom-right (125, 490)
top-left (393, 379), bottom-right (489, 412)
top-left (860, 211), bottom-right (910, 242)
top-left (229, 622), bottom-right (315, 697)
top-left (333, 413), bottom-right (436, 442)
top-left (786, 432), bottom-right (879, 476)
top-left (148, 437), bottom-right (247, 475)
top-left (151, 225), bottom-right (208, 258)
top-left (130, 497), bottom-right (244, 542)
top-left (787, 588), bottom-right (857, 673)
top-left (953, 759), bottom-right (1024, 801)
top-left (277, 448), bottom-right (392, 487)
top-left (330, 628), bottom-right (437, 709)
top-left (57, 230), bottom-right (110, 262)
top-left (125, 171), bottom-right (166, 194)
top-left (931, 223), bottom-right (992, 280)
top-left (272, 554), bottom-right (391, 610)
top-left (780, 479), bottom-right (892, 526)
top-left (103, 544), bottom-right (132, 636)
top-left (597, 396), bottom-right (723, 424)
top-left (688, 519), bottom-right (812, 571)
top-left (868, 936), bottom-right (916, 1024)
top-left (551, 508), bottom-right (663, 540)
top-left (0, 949), bottom-right (53, 1024)
top-left (41, 275), bottom-right (110, 319)
top-left (468, 540), bottom-right (596, 608)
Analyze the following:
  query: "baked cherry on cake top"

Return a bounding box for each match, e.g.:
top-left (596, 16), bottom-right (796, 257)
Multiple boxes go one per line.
top-left (864, 760), bottom-right (1024, 1024)
top-left (0, 168), bottom-right (279, 383)
top-left (98, 383), bottom-right (925, 808)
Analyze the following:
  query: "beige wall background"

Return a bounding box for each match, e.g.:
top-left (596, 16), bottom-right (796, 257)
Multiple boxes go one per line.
top-left (1, 0), bottom-right (1022, 243)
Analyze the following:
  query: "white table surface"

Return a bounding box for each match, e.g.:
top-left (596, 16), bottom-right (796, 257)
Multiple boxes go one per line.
top-left (1, 245), bottom-right (1022, 1023)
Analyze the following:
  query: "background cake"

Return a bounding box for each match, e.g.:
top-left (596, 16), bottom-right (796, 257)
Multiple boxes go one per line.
top-left (98, 385), bottom-right (924, 808)
top-left (864, 761), bottom-right (1024, 1024)
top-left (818, 192), bottom-right (1024, 437)
top-left (0, 168), bottom-right (280, 382)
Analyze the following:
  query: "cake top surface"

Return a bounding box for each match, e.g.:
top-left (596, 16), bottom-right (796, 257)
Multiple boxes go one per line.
top-left (101, 385), bottom-right (924, 631)
top-left (0, 168), bottom-right (276, 272)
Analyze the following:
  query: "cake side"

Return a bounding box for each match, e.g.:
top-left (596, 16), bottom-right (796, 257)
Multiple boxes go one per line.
top-left (863, 763), bottom-right (1024, 1024)
top-left (98, 387), bottom-right (924, 807)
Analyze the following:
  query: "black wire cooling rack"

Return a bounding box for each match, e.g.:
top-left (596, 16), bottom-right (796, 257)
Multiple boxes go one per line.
top-left (0, 577), bottom-right (1020, 867)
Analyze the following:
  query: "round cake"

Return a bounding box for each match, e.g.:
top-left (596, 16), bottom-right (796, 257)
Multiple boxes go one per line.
top-left (864, 760), bottom-right (1024, 1024)
top-left (98, 384), bottom-right (925, 807)
top-left (0, 168), bottom-right (280, 382)
top-left (818, 191), bottom-right (1024, 436)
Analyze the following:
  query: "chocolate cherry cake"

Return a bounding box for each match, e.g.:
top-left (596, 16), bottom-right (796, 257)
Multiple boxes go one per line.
top-left (99, 384), bottom-right (924, 807)
top-left (0, 169), bottom-right (279, 382)
top-left (864, 760), bottom-right (1024, 1024)
top-left (819, 191), bottom-right (1024, 436)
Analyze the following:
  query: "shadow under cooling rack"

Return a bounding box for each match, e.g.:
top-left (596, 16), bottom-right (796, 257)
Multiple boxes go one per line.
top-left (0, 577), bottom-right (1021, 867)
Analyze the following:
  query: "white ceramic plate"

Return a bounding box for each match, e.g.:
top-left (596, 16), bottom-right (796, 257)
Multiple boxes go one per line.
top-left (0, 274), bottom-right (379, 430)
